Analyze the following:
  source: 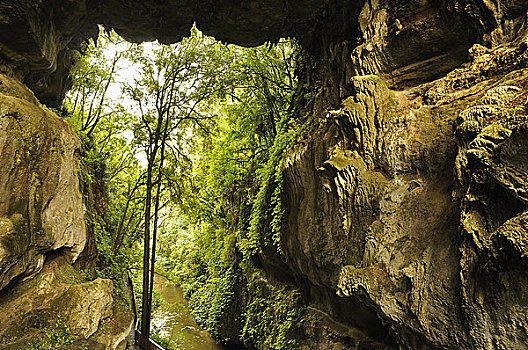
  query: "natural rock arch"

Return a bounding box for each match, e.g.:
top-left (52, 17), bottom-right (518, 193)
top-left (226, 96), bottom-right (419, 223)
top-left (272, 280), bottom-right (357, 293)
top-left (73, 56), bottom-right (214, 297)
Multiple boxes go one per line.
top-left (2, 1), bottom-right (528, 349)
top-left (0, 0), bottom-right (504, 107)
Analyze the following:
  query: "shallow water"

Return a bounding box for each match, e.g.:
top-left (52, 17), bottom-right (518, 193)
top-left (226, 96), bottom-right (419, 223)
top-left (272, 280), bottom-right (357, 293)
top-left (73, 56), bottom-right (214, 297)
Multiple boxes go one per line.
top-left (151, 274), bottom-right (225, 350)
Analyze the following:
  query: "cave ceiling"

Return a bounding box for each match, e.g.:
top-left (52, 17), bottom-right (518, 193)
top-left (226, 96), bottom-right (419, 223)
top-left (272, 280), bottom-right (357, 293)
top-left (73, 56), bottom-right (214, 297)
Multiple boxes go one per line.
top-left (0, 0), bottom-right (501, 107)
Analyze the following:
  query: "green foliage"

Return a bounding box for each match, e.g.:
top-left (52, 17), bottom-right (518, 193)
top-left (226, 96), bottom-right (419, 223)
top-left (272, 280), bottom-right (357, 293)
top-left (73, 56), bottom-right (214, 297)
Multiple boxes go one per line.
top-left (241, 273), bottom-right (305, 349)
top-left (160, 34), bottom-right (308, 349)
top-left (150, 333), bottom-right (177, 350)
top-left (26, 317), bottom-right (77, 350)
top-left (66, 27), bottom-right (129, 136)
top-left (188, 267), bottom-right (238, 336)
top-left (64, 28), bottom-right (143, 318)
top-left (244, 111), bottom-right (307, 257)
top-left (67, 28), bottom-right (145, 263)
top-left (177, 37), bottom-right (303, 258)
top-left (42, 318), bottom-right (75, 350)
top-left (76, 136), bottom-right (136, 303)
top-left (63, 24), bottom-right (307, 349)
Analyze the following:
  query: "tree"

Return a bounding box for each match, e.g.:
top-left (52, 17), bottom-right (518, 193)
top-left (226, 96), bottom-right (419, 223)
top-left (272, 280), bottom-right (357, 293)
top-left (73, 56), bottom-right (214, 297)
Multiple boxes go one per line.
top-left (66, 29), bottom-right (130, 138)
top-left (124, 27), bottom-right (234, 337)
top-left (64, 25), bottom-right (302, 347)
top-left (64, 27), bottom-right (146, 283)
top-left (154, 37), bottom-right (302, 344)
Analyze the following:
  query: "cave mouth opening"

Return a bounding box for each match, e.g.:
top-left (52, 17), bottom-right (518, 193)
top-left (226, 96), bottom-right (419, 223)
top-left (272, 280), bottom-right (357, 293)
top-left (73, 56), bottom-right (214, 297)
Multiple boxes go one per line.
top-left (64, 24), bottom-right (302, 345)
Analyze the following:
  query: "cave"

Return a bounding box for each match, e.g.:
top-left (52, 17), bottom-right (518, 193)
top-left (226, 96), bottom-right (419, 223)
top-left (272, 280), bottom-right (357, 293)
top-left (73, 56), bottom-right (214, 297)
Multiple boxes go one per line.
top-left (2, 0), bottom-right (528, 349)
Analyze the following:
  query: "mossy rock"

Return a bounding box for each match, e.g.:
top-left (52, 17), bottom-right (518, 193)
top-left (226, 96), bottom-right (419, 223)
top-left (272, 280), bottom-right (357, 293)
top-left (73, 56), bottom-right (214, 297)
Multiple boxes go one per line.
top-left (0, 257), bottom-right (133, 350)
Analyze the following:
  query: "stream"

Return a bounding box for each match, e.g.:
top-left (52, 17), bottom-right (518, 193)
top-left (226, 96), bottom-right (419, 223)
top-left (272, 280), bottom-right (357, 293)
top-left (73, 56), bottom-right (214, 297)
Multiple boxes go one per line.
top-left (151, 274), bottom-right (225, 350)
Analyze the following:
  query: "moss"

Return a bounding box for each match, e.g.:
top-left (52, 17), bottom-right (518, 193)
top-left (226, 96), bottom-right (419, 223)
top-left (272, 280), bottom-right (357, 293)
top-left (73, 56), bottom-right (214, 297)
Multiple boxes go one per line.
top-left (480, 123), bottom-right (511, 140)
top-left (54, 259), bottom-right (86, 286)
top-left (1, 312), bottom-right (84, 350)
top-left (1, 310), bottom-right (55, 345)
top-left (240, 271), bottom-right (305, 350)
top-left (351, 74), bottom-right (387, 86)
top-left (0, 257), bottom-right (130, 349)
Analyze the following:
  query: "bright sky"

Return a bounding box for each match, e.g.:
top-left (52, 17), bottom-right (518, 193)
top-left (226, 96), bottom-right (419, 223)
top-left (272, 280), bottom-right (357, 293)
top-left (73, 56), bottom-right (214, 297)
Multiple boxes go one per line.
top-left (99, 38), bottom-right (156, 110)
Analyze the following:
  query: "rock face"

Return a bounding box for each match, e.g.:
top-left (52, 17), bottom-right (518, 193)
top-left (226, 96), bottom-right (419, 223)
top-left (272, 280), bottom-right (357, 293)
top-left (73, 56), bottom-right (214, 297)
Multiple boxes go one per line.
top-left (279, 38), bottom-right (528, 348)
top-left (0, 72), bottom-right (133, 349)
top-left (0, 255), bottom-right (134, 350)
top-left (283, 74), bottom-right (462, 349)
top-left (0, 73), bottom-right (86, 291)
top-left (0, 0), bottom-right (323, 107)
top-left (0, 0), bottom-right (506, 107)
top-left (2, 0), bottom-right (528, 349)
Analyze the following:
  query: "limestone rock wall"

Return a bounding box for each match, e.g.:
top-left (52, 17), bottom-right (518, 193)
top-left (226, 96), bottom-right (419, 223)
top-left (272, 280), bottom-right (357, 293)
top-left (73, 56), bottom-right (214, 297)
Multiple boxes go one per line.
top-left (0, 256), bottom-right (134, 350)
top-left (0, 73), bottom-right (86, 291)
top-left (277, 37), bottom-right (528, 349)
top-left (0, 72), bottom-right (134, 349)
top-left (0, 0), bottom-right (515, 107)
top-left (2, 0), bottom-right (528, 349)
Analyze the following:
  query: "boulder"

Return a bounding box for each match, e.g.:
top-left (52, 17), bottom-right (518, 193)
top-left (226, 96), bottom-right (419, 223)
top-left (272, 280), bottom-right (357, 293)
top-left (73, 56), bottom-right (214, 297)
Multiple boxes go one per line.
top-left (0, 256), bottom-right (133, 350)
